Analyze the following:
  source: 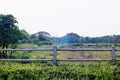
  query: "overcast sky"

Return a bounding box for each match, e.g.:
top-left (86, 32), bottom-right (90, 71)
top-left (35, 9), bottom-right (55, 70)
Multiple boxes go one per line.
top-left (0, 0), bottom-right (120, 37)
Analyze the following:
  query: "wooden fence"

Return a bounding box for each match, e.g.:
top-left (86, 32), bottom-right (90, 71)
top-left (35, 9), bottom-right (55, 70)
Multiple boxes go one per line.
top-left (0, 45), bottom-right (120, 64)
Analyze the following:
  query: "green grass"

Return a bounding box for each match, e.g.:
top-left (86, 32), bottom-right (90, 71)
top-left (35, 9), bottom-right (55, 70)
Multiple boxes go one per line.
top-left (7, 44), bottom-right (120, 60)
top-left (0, 62), bottom-right (120, 80)
top-left (57, 51), bottom-right (112, 60)
top-left (9, 44), bottom-right (53, 59)
top-left (18, 43), bottom-right (52, 49)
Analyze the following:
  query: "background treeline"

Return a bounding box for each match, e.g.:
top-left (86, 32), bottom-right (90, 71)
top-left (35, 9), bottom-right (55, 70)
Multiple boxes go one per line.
top-left (54, 33), bottom-right (120, 44)
top-left (22, 31), bottom-right (120, 45)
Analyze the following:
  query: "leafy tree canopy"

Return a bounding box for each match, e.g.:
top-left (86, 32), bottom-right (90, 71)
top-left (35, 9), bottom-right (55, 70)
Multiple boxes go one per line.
top-left (0, 14), bottom-right (21, 49)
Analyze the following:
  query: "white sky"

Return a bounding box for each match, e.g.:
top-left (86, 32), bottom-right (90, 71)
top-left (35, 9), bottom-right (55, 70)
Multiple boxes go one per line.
top-left (0, 0), bottom-right (120, 37)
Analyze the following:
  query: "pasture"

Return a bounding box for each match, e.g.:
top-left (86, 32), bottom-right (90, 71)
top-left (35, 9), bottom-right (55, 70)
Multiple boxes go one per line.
top-left (6, 43), bottom-right (120, 61)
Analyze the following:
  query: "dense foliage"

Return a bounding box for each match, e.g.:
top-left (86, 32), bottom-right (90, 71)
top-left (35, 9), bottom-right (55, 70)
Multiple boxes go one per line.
top-left (0, 14), bottom-right (20, 47)
top-left (19, 31), bottom-right (120, 45)
top-left (64, 33), bottom-right (81, 43)
top-left (20, 30), bottom-right (30, 43)
top-left (30, 31), bottom-right (53, 45)
top-left (0, 62), bottom-right (120, 80)
top-left (26, 32), bottom-right (120, 45)
top-left (54, 34), bottom-right (120, 44)
top-left (0, 14), bottom-right (22, 58)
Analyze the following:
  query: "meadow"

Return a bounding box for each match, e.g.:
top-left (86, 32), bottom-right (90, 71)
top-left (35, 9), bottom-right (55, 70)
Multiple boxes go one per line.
top-left (10, 44), bottom-right (120, 60)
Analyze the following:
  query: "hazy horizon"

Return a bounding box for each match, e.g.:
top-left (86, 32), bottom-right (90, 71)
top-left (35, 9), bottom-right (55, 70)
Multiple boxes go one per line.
top-left (0, 0), bottom-right (120, 37)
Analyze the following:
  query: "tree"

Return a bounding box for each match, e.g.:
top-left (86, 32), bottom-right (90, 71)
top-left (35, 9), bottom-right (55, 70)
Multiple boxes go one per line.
top-left (30, 31), bottom-right (53, 45)
top-left (20, 29), bottom-right (30, 43)
top-left (64, 33), bottom-right (80, 43)
top-left (0, 14), bottom-right (21, 58)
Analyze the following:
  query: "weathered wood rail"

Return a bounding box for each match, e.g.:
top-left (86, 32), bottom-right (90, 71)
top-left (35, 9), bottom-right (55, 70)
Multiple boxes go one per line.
top-left (0, 45), bottom-right (120, 64)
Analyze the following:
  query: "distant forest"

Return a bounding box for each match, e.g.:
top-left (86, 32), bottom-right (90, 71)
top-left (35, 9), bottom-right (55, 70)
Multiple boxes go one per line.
top-left (22, 30), bottom-right (120, 45)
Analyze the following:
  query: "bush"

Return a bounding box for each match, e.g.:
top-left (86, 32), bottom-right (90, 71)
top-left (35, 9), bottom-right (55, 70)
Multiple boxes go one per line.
top-left (0, 62), bottom-right (120, 80)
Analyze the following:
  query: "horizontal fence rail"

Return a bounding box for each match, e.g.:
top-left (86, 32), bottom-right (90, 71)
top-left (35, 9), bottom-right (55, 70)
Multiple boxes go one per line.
top-left (62, 43), bottom-right (120, 46)
top-left (0, 48), bottom-right (53, 51)
top-left (57, 59), bottom-right (113, 62)
top-left (0, 59), bottom-right (53, 62)
top-left (58, 48), bottom-right (113, 51)
top-left (1, 48), bottom-right (120, 51)
top-left (0, 45), bottom-right (120, 64)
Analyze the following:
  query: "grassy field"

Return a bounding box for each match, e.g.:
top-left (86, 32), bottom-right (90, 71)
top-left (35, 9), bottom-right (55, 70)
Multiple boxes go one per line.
top-left (9, 44), bottom-right (120, 60)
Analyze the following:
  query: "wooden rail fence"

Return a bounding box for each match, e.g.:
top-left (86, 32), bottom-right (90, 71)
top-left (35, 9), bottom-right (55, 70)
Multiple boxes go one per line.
top-left (0, 45), bottom-right (120, 64)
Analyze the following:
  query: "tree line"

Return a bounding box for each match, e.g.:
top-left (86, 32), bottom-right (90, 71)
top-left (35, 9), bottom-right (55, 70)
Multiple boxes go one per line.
top-left (53, 33), bottom-right (120, 44)
top-left (21, 31), bottom-right (120, 45)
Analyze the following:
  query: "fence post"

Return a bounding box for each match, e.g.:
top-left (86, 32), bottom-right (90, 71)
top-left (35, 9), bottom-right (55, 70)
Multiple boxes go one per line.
top-left (111, 45), bottom-right (115, 61)
top-left (53, 45), bottom-right (57, 65)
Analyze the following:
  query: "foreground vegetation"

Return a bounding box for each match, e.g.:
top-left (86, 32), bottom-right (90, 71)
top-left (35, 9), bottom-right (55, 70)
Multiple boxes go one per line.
top-left (0, 62), bottom-right (120, 80)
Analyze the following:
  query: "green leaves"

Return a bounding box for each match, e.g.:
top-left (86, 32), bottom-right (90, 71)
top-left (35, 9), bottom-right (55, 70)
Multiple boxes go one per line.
top-left (0, 14), bottom-right (22, 58)
top-left (0, 14), bottom-right (20, 47)
top-left (0, 62), bottom-right (120, 80)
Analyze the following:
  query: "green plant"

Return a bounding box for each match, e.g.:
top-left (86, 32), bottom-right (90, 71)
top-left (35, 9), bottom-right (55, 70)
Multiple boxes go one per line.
top-left (0, 62), bottom-right (120, 80)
